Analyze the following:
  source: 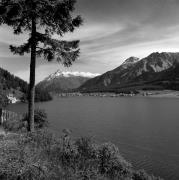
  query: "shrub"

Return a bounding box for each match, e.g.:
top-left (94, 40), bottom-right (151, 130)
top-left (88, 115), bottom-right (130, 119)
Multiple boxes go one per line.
top-left (75, 137), bottom-right (97, 159)
top-left (0, 131), bottom-right (163, 180)
top-left (98, 142), bottom-right (131, 178)
top-left (22, 108), bottom-right (48, 129)
top-left (132, 170), bottom-right (163, 180)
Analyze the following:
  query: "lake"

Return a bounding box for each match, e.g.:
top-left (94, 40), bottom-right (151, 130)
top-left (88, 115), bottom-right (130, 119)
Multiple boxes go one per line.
top-left (7, 96), bottom-right (179, 180)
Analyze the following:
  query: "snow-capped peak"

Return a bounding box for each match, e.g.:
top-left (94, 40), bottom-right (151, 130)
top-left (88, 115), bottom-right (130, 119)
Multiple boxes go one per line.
top-left (45, 70), bottom-right (100, 81)
top-left (122, 57), bottom-right (140, 65)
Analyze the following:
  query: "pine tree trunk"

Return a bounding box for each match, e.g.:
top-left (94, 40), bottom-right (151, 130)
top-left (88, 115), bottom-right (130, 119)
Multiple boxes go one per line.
top-left (28, 18), bottom-right (36, 132)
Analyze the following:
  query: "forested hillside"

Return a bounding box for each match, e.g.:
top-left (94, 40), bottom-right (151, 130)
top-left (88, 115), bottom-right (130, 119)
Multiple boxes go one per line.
top-left (0, 67), bottom-right (28, 94)
top-left (0, 67), bottom-right (52, 105)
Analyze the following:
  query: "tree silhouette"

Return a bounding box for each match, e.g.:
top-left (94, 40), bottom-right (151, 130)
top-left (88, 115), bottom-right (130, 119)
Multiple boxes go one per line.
top-left (0, 0), bottom-right (83, 132)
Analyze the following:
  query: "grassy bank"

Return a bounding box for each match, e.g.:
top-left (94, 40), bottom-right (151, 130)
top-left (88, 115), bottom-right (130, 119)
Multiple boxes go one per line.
top-left (0, 129), bottom-right (163, 180)
top-left (0, 109), bottom-right (163, 179)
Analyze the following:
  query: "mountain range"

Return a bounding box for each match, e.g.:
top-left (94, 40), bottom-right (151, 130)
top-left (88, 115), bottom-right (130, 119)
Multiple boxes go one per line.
top-left (36, 52), bottom-right (179, 94)
top-left (79, 52), bottom-right (179, 93)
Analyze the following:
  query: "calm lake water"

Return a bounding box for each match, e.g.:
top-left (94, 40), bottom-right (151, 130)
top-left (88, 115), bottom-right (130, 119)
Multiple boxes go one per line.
top-left (7, 96), bottom-right (179, 180)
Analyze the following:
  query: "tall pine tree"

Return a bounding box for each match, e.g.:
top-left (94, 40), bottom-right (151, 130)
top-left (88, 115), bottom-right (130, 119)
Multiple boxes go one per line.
top-left (0, 0), bottom-right (82, 132)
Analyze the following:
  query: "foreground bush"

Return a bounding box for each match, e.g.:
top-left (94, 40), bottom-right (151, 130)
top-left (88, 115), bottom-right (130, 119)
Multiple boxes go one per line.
top-left (0, 130), bottom-right (163, 180)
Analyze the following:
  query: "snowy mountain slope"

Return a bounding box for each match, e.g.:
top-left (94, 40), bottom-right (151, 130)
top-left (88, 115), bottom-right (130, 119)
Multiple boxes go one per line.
top-left (36, 70), bottom-right (100, 93)
top-left (79, 52), bottom-right (179, 91)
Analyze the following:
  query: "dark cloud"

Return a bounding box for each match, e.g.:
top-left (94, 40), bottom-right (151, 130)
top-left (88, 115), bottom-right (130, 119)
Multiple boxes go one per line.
top-left (77, 0), bottom-right (179, 27)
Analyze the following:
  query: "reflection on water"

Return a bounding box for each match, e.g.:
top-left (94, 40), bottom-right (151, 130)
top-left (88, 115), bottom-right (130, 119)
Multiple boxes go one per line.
top-left (7, 96), bottom-right (179, 180)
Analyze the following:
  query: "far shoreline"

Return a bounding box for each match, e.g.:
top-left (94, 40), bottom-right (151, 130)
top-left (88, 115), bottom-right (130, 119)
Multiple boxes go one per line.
top-left (55, 90), bottom-right (179, 99)
top-left (8, 90), bottom-right (179, 106)
top-left (137, 90), bottom-right (179, 98)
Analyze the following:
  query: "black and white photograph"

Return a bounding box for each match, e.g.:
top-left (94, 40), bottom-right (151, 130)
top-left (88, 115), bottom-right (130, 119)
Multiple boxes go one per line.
top-left (0, 0), bottom-right (179, 179)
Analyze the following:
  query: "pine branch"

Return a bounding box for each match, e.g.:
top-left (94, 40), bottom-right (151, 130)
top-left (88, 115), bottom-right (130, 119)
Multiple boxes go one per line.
top-left (57, 48), bottom-right (80, 67)
top-left (36, 32), bottom-right (79, 50)
top-left (10, 41), bottom-right (31, 55)
top-left (38, 0), bottom-right (83, 35)
top-left (13, 15), bottom-right (27, 34)
top-left (35, 32), bottom-right (80, 66)
top-left (39, 46), bottom-right (80, 67)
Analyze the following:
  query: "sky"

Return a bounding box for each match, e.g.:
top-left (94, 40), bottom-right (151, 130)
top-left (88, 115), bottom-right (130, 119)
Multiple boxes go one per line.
top-left (1, 0), bottom-right (179, 83)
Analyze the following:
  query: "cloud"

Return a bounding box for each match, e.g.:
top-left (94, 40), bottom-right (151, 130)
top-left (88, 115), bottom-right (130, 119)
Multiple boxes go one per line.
top-left (1, 0), bottom-right (179, 81)
top-left (0, 25), bottom-right (28, 45)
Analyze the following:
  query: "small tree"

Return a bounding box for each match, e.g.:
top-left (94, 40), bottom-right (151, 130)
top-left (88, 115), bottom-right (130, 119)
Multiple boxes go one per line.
top-left (0, 0), bottom-right (82, 132)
